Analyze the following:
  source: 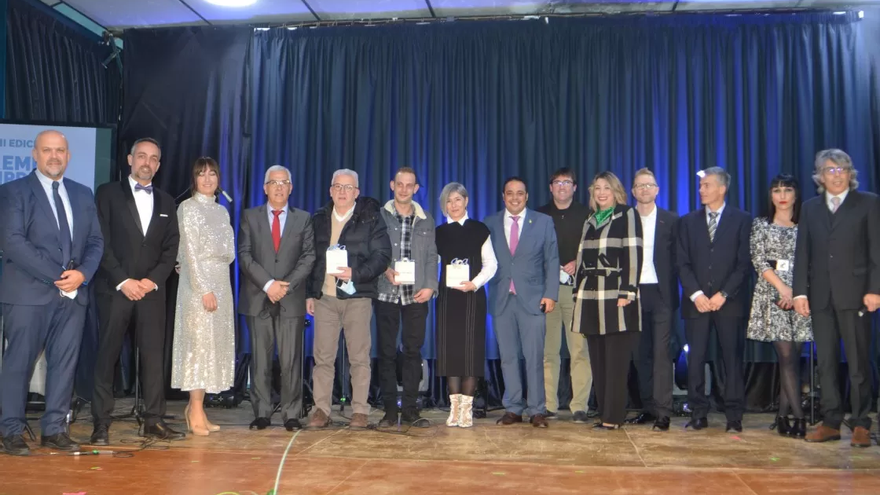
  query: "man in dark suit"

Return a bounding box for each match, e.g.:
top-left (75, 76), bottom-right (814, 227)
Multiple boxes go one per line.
top-left (90, 138), bottom-right (183, 444)
top-left (794, 149), bottom-right (880, 448)
top-left (238, 165), bottom-right (315, 432)
top-left (0, 130), bottom-right (104, 455)
top-left (485, 177), bottom-right (559, 428)
top-left (627, 168), bottom-right (680, 431)
top-left (677, 167), bottom-right (751, 433)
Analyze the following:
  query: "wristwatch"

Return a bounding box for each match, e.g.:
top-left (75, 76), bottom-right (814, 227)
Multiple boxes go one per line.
top-left (720, 291), bottom-right (729, 299)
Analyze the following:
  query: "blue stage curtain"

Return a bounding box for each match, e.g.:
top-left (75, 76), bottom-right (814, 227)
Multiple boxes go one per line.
top-left (250, 12), bottom-right (877, 365)
top-left (123, 12), bottom-right (877, 408)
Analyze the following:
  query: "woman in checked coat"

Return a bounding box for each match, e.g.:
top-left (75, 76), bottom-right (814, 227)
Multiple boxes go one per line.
top-left (572, 171), bottom-right (643, 429)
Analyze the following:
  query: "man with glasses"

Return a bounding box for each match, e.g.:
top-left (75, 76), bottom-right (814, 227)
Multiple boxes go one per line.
top-left (238, 165), bottom-right (315, 431)
top-left (537, 168), bottom-right (593, 423)
top-left (376, 167), bottom-right (438, 427)
top-left (306, 169), bottom-right (391, 429)
top-left (794, 149), bottom-right (880, 448)
top-left (627, 168), bottom-right (679, 431)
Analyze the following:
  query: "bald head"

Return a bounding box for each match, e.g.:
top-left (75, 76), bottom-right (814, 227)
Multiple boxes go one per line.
top-left (32, 130), bottom-right (70, 180)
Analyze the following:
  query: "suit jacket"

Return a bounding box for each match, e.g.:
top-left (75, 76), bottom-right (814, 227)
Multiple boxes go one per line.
top-left (94, 180), bottom-right (180, 297)
top-left (793, 190), bottom-right (880, 311)
top-left (238, 204), bottom-right (316, 317)
top-left (649, 207), bottom-right (681, 311)
top-left (677, 205), bottom-right (752, 319)
top-left (485, 208), bottom-right (559, 316)
top-left (0, 171), bottom-right (104, 306)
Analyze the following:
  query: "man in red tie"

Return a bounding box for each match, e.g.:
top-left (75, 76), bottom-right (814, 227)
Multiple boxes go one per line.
top-left (238, 165), bottom-right (316, 431)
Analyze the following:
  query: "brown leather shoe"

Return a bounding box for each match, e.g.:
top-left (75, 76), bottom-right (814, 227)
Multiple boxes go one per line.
top-left (851, 426), bottom-right (872, 448)
top-left (530, 414), bottom-right (549, 428)
top-left (349, 413), bottom-right (369, 429)
top-left (308, 408), bottom-right (331, 429)
top-left (496, 412), bottom-right (523, 425)
top-left (805, 425), bottom-right (841, 443)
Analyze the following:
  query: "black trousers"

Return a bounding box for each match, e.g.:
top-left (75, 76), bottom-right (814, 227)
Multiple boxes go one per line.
top-left (684, 312), bottom-right (744, 421)
top-left (247, 314), bottom-right (305, 423)
top-left (374, 300), bottom-right (428, 413)
top-left (588, 331), bottom-right (640, 425)
top-left (632, 284), bottom-right (675, 418)
top-left (92, 292), bottom-right (167, 426)
top-left (812, 305), bottom-right (872, 430)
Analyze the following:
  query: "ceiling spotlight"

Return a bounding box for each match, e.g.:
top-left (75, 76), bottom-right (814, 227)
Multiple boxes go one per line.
top-left (206, 0), bottom-right (257, 6)
top-left (858, 10), bottom-right (864, 18)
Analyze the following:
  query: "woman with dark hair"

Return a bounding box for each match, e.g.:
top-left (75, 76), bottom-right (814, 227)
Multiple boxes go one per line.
top-left (746, 174), bottom-right (812, 438)
top-left (171, 157), bottom-right (235, 436)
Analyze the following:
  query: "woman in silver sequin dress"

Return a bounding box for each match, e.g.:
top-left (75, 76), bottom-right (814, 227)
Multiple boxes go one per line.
top-left (746, 174), bottom-right (812, 438)
top-left (172, 157), bottom-right (236, 436)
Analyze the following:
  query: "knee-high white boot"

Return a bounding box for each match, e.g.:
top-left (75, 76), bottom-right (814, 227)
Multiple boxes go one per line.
top-left (458, 395), bottom-right (474, 428)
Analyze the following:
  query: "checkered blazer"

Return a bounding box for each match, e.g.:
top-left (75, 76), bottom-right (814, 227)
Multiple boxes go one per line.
top-left (571, 204), bottom-right (643, 336)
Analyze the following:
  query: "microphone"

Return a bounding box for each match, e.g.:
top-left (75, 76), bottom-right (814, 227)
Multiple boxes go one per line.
top-left (858, 305), bottom-right (869, 318)
top-left (219, 188), bottom-right (233, 202)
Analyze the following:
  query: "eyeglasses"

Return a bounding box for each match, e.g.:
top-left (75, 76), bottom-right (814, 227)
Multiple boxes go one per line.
top-left (551, 180), bottom-right (574, 187)
top-left (265, 179), bottom-right (291, 188)
top-left (331, 183), bottom-right (358, 192)
top-left (633, 183), bottom-right (658, 191)
top-left (821, 166), bottom-right (850, 176)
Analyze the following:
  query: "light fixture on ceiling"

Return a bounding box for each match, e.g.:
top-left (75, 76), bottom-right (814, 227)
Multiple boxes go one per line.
top-left (205, 0), bottom-right (257, 7)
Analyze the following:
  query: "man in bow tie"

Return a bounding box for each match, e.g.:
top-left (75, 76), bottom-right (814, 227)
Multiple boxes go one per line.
top-left (90, 138), bottom-right (183, 444)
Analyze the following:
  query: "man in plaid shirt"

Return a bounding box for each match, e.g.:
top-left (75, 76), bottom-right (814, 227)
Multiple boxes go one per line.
top-left (376, 167), bottom-right (439, 427)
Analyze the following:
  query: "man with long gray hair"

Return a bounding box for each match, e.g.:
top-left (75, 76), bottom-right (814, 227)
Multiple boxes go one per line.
top-left (238, 165), bottom-right (315, 431)
top-left (794, 149), bottom-right (880, 448)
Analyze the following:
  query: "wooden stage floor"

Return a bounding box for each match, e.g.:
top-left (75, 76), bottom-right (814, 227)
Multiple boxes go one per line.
top-left (2, 399), bottom-right (880, 495)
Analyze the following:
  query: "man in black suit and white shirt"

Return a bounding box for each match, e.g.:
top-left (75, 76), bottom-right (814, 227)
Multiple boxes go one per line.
top-left (627, 168), bottom-right (679, 431)
top-left (677, 167), bottom-right (751, 433)
top-left (794, 149), bottom-right (880, 448)
top-left (90, 138), bottom-right (184, 444)
top-left (238, 165), bottom-right (315, 432)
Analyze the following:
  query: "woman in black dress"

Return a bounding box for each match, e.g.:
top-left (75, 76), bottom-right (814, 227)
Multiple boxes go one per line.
top-left (435, 182), bottom-right (497, 428)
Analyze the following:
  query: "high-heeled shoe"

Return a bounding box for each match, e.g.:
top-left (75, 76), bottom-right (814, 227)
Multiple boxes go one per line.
top-left (788, 418), bottom-right (806, 439)
top-left (205, 420), bottom-right (221, 432)
top-left (771, 416), bottom-right (791, 436)
top-left (184, 405), bottom-right (210, 436)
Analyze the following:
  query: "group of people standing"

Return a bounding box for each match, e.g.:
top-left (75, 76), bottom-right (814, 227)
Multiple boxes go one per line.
top-left (1, 129), bottom-right (878, 457)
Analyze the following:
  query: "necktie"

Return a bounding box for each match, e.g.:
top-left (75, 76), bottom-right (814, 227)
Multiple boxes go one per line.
top-left (509, 215), bottom-right (520, 294)
top-left (134, 183), bottom-right (153, 194)
top-left (53, 181), bottom-right (72, 266)
top-left (272, 210), bottom-right (282, 252)
top-left (708, 211), bottom-right (718, 243)
top-left (831, 196), bottom-right (841, 213)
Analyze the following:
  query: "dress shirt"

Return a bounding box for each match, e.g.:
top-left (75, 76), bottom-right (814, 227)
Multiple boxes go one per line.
top-left (262, 204), bottom-right (290, 293)
top-left (116, 176), bottom-right (158, 293)
top-left (35, 169), bottom-right (74, 236)
top-left (503, 209), bottom-right (526, 248)
top-left (690, 202), bottom-right (727, 302)
top-left (827, 190), bottom-right (849, 212)
top-left (639, 205), bottom-right (659, 284)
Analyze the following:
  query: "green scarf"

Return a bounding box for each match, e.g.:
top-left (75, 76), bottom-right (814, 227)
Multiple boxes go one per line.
top-left (594, 206), bottom-right (615, 225)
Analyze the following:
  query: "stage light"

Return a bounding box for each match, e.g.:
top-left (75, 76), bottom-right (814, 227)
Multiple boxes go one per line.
top-left (833, 11), bottom-right (846, 15)
top-left (858, 10), bottom-right (864, 18)
top-left (683, 344), bottom-right (689, 353)
top-left (206, 0), bottom-right (257, 7)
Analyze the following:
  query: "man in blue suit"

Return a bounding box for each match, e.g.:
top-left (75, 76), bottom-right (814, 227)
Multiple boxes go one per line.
top-left (486, 177), bottom-right (559, 427)
top-left (0, 130), bottom-right (103, 456)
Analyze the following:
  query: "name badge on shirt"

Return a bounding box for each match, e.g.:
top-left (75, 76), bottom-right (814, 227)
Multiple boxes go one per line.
top-left (776, 260), bottom-right (790, 272)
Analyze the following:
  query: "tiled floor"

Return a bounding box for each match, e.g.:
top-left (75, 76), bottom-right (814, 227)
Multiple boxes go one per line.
top-left (1, 400), bottom-right (879, 494)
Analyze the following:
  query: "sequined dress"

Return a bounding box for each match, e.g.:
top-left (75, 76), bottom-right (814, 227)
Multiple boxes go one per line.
top-left (171, 193), bottom-right (236, 393)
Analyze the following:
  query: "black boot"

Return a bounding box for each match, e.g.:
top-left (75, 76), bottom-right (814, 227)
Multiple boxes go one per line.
top-left (788, 418), bottom-right (806, 439)
top-left (771, 416), bottom-right (791, 436)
